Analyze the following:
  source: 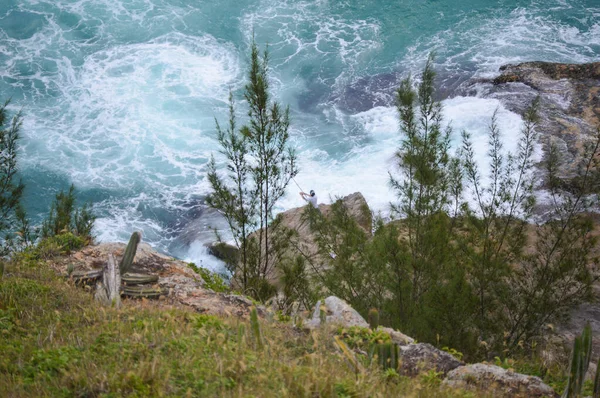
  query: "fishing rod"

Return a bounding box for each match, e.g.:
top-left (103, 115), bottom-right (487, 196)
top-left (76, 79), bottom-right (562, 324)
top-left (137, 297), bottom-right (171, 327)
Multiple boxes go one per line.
top-left (292, 177), bottom-right (304, 193)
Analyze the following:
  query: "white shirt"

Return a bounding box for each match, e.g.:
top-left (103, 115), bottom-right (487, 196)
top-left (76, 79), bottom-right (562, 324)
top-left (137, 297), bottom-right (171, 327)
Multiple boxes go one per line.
top-left (306, 195), bottom-right (318, 208)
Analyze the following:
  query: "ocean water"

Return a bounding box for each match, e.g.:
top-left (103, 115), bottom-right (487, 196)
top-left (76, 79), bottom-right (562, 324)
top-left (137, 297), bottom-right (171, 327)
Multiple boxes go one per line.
top-left (1, 0), bottom-right (598, 271)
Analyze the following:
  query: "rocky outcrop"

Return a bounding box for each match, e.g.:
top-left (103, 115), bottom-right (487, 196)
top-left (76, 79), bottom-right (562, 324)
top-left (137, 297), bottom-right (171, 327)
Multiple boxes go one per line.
top-left (304, 296), bottom-right (414, 345)
top-left (53, 242), bottom-right (263, 318)
top-left (303, 296), bottom-right (461, 377)
top-left (472, 61), bottom-right (600, 178)
top-left (304, 296), bottom-right (370, 329)
top-left (398, 343), bottom-right (464, 377)
top-left (303, 295), bottom-right (557, 396)
top-left (443, 363), bottom-right (558, 397)
top-left (235, 192), bottom-right (372, 286)
top-left (494, 62), bottom-right (600, 85)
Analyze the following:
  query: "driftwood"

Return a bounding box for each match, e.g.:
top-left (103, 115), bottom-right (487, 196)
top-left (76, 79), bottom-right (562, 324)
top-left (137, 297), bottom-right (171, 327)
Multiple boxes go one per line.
top-left (71, 269), bottom-right (103, 285)
top-left (122, 273), bottom-right (159, 285)
top-left (122, 285), bottom-right (162, 299)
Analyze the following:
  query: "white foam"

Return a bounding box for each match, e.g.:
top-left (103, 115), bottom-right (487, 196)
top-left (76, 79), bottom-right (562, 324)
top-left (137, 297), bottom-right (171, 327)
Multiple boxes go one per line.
top-left (240, 0), bottom-right (382, 100)
top-left (21, 31), bottom-right (241, 195)
top-left (400, 3), bottom-right (600, 80)
top-left (183, 240), bottom-right (227, 273)
top-left (277, 96), bottom-right (529, 218)
top-left (4, 0), bottom-right (596, 276)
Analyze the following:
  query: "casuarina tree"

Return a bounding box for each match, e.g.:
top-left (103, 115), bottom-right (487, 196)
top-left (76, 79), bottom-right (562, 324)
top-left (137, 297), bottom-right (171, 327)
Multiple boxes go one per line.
top-left (0, 100), bottom-right (25, 256)
top-left (207, 39), bottom-right (298, 301)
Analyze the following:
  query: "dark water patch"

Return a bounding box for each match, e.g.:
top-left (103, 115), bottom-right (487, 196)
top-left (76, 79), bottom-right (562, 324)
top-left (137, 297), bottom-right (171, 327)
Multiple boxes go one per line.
top-left (331, 72), bottom-right (400, 114)
top-left (297, 81), bottom-right (330, 113)
top-left (331, 65), bottom-right (480, 114)
top-left (0, 11), bottom-right (46, 40)
top-left (57, 11), bottom-right (80, 30)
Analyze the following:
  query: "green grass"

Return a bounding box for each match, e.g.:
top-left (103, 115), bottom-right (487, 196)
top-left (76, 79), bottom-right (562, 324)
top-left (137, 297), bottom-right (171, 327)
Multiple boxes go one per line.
top-left (0, 259), bottom-right (482, 397)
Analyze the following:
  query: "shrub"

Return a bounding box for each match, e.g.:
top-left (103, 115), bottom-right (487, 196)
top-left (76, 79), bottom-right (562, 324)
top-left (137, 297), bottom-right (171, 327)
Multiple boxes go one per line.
top-left (41, 185), bottom-right (95, 244)
top-left (188, 263), bottom-right (229, 293)
top-left (0, 100), bottom-right (26, 256)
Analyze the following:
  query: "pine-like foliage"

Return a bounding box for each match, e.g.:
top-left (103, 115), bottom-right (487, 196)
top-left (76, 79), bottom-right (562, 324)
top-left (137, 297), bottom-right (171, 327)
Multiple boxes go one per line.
top-left (207, 40), bottom-right (298, 301)
top-left (302, 56), bottom-right (600, 360)
top-left (0, 100), bottom-right (25, 256)
top-left (388, 54), bottom-right (469, 343)
top-left (207, 92), bottom-right (257, 289)
top-left (41, 185), bottom-right (95, 243)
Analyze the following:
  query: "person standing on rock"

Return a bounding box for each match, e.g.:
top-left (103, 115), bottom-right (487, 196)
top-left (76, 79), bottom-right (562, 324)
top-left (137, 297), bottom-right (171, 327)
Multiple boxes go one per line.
top-left (300, 190), bottom-right (318, 208)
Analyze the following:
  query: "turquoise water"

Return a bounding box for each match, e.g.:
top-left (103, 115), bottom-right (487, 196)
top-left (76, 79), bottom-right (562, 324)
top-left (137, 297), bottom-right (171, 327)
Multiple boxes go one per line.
top-left (1, 0), bottom-right (598, 269)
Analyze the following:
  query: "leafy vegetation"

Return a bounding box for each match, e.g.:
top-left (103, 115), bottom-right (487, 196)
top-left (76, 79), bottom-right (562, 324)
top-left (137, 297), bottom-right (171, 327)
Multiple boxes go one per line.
top-left (41, 184), bottom-right (95, 244)
top-left (0, 100), bottom-right (26, 256)
top-left (295, 57), bottom-right (600, 362)
top-left (188, 262), bottom-right (229, 293)
top-left (1, 258), bottom-right (476, 397)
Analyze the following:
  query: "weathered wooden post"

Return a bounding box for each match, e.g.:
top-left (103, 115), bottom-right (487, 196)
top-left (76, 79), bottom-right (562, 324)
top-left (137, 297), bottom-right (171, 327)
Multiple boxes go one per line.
top-left (94, 253), bottom-right (121, 308)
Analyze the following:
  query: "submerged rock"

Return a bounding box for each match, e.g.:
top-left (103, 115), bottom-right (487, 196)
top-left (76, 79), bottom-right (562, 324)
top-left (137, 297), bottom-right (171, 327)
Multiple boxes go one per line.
top-left (443, 363), bottom-right (558, 397)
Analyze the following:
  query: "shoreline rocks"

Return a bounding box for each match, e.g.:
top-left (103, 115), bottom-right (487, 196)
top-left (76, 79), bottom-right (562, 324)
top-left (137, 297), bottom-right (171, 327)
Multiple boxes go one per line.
top-left (469, 61), bottom-right (600, 179)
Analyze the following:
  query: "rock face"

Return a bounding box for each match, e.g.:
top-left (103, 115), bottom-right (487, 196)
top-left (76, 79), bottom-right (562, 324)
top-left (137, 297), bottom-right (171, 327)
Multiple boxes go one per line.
top-left (237, 192), bottom-right (372, 286)
top-left (443, 363), bottom-right (558, 398)
top-left (286, 192), bottom-right (372, 272)
top-left (54, 242), bottom-right (263, 318)
top-left (398, 343), bottom-right (464, 377)
top-left (470, 61), bottom-right (600, 177)
top-left (304, 296), bottom-right (369, 329)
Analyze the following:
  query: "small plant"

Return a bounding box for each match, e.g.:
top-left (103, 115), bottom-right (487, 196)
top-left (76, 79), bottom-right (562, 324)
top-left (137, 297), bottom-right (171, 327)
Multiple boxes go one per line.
top-left (337, 326), bottom-right (391, 350)
top-left (120, 231), bottom-right (141, 275)
top-left (562, 322), bottom-right (595, 398)
top-left (41, 185), bottom-right (95, 243)
top-left (188, 263), bottom-right (228, 293)
top-left (419, 369), bottom-right (444, 387)
top-left (382, 368), bottom-right (400, 382)
top-left (442, 346), bottom-right (464, 361)
top-left (275, 310), bottom-right (291, 323)
top-left (368, 308), bottom-right (379, 330)
top-left (34, 233), bottom-right (86, 259)
top-left (250, 307), bottom-right (263, 350)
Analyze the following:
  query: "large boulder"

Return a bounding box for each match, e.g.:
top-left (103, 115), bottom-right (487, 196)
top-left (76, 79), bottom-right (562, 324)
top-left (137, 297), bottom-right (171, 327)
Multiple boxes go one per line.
top-left (443, 363), bottom-right (558, 397)
top-left (304, 296), bottom-right (369, 329)
top-left (398, 343), bottom-right (464, 377)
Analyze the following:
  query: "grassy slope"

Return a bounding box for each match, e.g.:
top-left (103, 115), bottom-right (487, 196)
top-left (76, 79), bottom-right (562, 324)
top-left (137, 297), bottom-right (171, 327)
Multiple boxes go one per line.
top-left (0, 258), bottom-right (476, 398)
